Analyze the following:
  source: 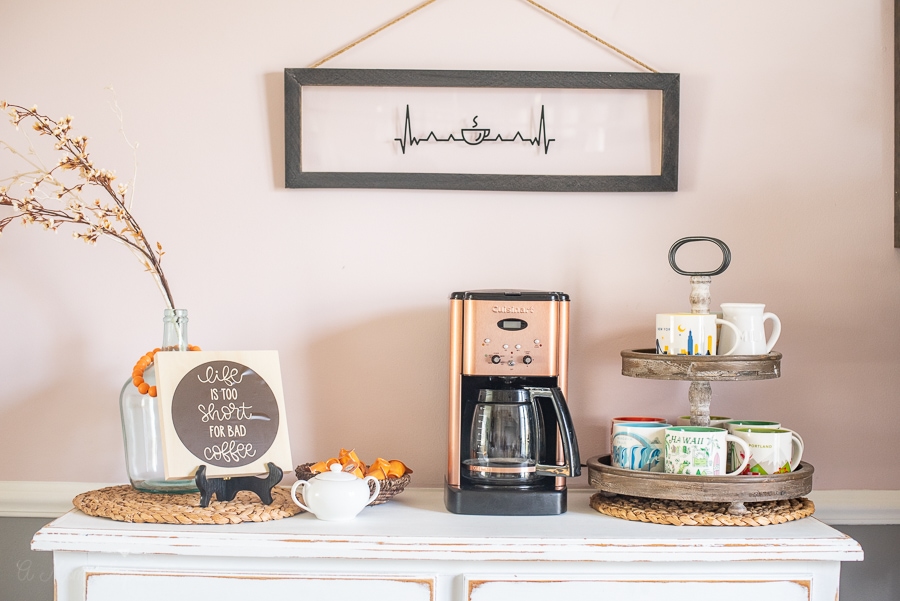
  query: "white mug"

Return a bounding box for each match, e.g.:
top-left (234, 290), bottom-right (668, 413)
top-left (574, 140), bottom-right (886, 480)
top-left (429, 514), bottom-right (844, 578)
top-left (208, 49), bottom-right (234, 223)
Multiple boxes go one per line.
top-left (718, 303), bottom-right (782, 355)
top-left (724, 421), bottom-right (806, 473)
top-left (731, 427), bottom-right (804, 475)
top-left (656, 313), bottom-right (742, 356)
top-left (724, 420), bottom-right (782, 471)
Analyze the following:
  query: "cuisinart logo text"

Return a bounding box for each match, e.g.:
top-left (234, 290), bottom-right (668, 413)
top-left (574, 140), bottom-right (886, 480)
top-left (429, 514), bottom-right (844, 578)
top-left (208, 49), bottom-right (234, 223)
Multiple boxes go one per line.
top-left (492, 305), bottom-right (535, 314)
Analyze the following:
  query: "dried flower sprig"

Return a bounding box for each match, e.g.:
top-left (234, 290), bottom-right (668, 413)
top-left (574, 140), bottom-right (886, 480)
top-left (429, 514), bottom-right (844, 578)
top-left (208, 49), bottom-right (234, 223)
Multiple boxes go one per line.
top-left (0, 101), bottom-right (175, 309)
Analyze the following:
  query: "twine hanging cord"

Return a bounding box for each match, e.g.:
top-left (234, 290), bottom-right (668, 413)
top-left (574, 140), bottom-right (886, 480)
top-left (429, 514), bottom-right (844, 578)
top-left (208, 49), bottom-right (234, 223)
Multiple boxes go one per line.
top-left (309, 0), bottom-right (439, 68)
top-left (522, 0), bottom-right (656, 73)
top-left (309, 0), bottom-right (656, 73)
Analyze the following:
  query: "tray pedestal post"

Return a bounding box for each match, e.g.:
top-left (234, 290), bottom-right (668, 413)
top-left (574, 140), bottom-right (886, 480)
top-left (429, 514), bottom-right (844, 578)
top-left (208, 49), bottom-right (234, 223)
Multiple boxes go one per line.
top-left (688, 381), bottom-right (712, 427)
top-left (689, 276), bottom-right (712, 314)
top-left (687, 272), bottom-right (713, 427)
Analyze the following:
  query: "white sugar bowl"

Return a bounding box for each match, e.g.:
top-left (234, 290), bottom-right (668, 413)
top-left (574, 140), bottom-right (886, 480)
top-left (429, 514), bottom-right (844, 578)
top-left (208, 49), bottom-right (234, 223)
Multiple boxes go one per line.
top-left (290, 463), bottom-right (381, 521)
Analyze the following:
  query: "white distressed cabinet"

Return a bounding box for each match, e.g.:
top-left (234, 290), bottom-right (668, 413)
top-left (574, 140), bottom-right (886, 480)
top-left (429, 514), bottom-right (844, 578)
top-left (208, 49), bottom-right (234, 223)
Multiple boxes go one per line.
top-left (32, 489), bottom-right (862, 601)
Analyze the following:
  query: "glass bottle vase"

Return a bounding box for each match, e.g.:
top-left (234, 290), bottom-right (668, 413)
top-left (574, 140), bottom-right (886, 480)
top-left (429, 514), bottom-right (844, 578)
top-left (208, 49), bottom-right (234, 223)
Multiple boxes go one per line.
top-left (119, 308), bottom-right (198, 493)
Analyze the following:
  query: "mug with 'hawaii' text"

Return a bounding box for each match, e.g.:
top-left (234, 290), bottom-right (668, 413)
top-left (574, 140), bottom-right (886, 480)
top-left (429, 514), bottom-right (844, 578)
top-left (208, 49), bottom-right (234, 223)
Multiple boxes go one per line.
top-left (664, 426), bottom-right (751, 476)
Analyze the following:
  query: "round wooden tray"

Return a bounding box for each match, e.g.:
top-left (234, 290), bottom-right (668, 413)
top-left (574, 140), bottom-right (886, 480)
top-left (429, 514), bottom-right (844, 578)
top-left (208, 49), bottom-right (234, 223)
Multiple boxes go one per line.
top-left (621, 349), bottom-right (782, 381)
top-left (586, 455), bottom-right (813, 503)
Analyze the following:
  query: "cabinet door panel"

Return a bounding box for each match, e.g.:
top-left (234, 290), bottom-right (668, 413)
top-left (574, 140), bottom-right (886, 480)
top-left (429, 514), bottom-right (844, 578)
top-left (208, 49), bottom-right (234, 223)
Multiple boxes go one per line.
top-left (84, 571), bottom-right (434, 601)
top-left (466, 577), bottom-right (810, 601)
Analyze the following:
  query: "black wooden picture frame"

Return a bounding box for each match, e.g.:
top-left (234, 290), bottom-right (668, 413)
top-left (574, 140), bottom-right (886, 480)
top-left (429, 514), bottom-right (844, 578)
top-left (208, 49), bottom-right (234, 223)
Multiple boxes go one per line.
top-left (284, 68), bottom-right (679, 192)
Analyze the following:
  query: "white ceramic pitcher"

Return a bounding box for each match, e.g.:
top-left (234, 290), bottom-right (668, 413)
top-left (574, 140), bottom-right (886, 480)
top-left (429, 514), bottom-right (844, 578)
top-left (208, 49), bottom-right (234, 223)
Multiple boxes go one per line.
top-left (718, 303), bottom-right (781, 355)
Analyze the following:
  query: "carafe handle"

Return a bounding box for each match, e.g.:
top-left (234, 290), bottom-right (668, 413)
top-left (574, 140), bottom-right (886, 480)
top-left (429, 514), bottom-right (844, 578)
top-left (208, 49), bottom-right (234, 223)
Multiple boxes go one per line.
top-left (525, 387), bottom-right (581, 478)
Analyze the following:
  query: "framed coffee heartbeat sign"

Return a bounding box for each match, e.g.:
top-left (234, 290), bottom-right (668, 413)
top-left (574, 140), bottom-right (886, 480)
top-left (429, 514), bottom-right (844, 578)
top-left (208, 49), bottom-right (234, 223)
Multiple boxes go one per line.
top-left (155, 351), bottom-right (293, 479)
top-left (285, 69), bottom-right (679, 192)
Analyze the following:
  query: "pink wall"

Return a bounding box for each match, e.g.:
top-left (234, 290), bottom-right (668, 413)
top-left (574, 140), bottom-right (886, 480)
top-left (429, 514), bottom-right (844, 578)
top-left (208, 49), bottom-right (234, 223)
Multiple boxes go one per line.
top-left (0, 0), bottom-right (896, 490)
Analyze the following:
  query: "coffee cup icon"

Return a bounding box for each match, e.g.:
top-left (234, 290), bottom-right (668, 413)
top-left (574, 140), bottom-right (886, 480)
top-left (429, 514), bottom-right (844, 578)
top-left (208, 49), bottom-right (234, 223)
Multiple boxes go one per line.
top-left (461, 115), bottom-right (490, 145)
top-left (461, 127), bottom-right (490, 145)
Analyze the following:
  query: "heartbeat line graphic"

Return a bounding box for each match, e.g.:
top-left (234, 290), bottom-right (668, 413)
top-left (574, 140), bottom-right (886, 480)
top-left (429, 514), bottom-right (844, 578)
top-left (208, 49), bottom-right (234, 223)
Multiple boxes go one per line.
top-left (394, 105), bottom-right (556, 155)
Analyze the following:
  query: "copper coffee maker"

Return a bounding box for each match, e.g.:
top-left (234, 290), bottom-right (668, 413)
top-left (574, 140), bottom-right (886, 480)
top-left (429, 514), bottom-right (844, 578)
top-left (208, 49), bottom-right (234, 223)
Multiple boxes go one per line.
top-left (445, 290), bottom-right (580, 515)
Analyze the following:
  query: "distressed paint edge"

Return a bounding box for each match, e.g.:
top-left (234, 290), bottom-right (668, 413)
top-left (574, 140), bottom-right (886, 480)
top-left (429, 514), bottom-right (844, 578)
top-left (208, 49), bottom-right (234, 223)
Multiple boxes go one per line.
top-left (2, 482), bottom-right (899, 525)
top-left (85, 570), bottom-right (436, 592)
top-left (466, 576), bottom-right (812, 598)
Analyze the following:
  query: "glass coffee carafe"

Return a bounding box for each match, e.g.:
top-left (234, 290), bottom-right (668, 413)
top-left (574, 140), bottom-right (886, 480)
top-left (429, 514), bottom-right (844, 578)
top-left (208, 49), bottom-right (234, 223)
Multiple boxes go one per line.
top-left (464, 387), bottom-right (578, 486)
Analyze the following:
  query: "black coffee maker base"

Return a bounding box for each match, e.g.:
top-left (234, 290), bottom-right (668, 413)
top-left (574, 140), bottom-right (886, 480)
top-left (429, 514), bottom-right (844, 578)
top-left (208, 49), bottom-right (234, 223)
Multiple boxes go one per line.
top-left (444, 483), bottom-right (567, 515)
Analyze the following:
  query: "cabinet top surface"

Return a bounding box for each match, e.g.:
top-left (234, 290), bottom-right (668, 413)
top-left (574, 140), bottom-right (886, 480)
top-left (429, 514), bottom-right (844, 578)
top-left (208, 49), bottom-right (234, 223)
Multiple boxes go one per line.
top-left (32, 488), bottom-right (862, 562)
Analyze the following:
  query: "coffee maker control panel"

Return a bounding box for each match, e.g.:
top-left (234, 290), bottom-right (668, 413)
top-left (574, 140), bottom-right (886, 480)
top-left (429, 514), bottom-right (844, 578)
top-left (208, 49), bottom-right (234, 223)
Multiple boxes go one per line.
top-left (461, 297), bottom-right (560, 376)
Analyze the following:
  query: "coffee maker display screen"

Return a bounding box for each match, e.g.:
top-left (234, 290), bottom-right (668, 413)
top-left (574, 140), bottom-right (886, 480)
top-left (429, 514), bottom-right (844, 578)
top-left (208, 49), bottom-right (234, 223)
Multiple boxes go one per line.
top-left (498, 319), bottom-right (528, 331)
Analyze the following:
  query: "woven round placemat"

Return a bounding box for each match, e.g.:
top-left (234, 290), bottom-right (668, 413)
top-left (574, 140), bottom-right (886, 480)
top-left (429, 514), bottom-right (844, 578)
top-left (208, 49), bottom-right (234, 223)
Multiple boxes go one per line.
top-left (590, 493), bottom-right (815, 526)
top-left (73, 485), bottom-right (303, 525)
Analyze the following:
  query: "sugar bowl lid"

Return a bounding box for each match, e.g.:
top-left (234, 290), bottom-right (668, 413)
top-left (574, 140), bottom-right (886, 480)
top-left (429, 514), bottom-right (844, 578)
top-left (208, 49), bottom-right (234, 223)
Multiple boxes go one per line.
top-left (314, 463), bottom-right (359, 481)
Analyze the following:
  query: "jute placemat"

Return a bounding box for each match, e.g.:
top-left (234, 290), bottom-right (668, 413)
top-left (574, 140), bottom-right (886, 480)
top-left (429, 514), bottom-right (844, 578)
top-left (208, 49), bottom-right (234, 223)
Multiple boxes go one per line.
top-left (590, 493), bottom-right (815, 526)
top-left (73, 485), bottom-right (303, 525)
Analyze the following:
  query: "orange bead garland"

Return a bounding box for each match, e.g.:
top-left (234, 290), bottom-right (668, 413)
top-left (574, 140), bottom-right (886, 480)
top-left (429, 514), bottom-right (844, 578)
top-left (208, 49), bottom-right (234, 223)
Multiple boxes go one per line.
top-left (131, 345), bottom-right (201, 397)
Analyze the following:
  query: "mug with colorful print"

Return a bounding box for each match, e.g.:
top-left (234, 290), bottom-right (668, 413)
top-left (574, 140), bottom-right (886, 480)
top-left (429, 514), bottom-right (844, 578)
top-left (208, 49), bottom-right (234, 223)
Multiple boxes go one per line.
top-left (724, 420), bottom-right (782, 471)
top-left (731, 427), bottom-right (804, 476)
top-left (610, 416), bottom-right (667, 454)
top-left (611, 421), bottom-right (671, 472)
top-left (664, 426), bottom-right (750, 476)
top-left (656, 313), bottom-right (742, 356)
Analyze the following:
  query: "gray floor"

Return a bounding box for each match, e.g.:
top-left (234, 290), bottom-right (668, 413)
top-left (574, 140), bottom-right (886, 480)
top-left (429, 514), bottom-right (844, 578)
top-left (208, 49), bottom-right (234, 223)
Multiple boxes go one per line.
top-left (1, 518), bottom-right (897, 600)
top-left (1, 517), bottom-right (54, 601)
top-left (837, 524), bottom-right (900, 600)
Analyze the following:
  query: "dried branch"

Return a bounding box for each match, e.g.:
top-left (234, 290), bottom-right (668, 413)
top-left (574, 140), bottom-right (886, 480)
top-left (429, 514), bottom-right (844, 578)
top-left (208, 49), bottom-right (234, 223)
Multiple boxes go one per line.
top-left (0, 101), bottom-right (175, 309)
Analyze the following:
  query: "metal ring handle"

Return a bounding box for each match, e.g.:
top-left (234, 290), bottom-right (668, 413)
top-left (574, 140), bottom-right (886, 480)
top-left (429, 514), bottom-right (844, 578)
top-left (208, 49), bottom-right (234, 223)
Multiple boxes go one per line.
top-left (668, 236), bottom-right (731, 276)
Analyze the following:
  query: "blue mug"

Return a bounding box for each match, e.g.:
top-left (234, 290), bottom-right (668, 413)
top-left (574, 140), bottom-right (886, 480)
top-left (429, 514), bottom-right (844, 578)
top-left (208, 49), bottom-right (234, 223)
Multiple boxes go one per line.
top-left (611, 422), bottom-right (672, 472)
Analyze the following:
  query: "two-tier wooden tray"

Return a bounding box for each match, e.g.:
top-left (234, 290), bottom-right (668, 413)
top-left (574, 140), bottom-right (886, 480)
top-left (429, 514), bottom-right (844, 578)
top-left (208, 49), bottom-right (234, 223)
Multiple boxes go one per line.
top-left (599, 348), bottom-right (810, 513)
top-left (588, 238), bottom-right (813, 516)
top-left (587, 455), bottom-right (813, 503)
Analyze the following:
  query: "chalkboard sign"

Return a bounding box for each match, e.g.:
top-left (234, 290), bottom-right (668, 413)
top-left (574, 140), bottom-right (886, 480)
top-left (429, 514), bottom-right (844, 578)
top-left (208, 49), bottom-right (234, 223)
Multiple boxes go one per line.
top-left (155, 351), bottom-right (293, 479)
